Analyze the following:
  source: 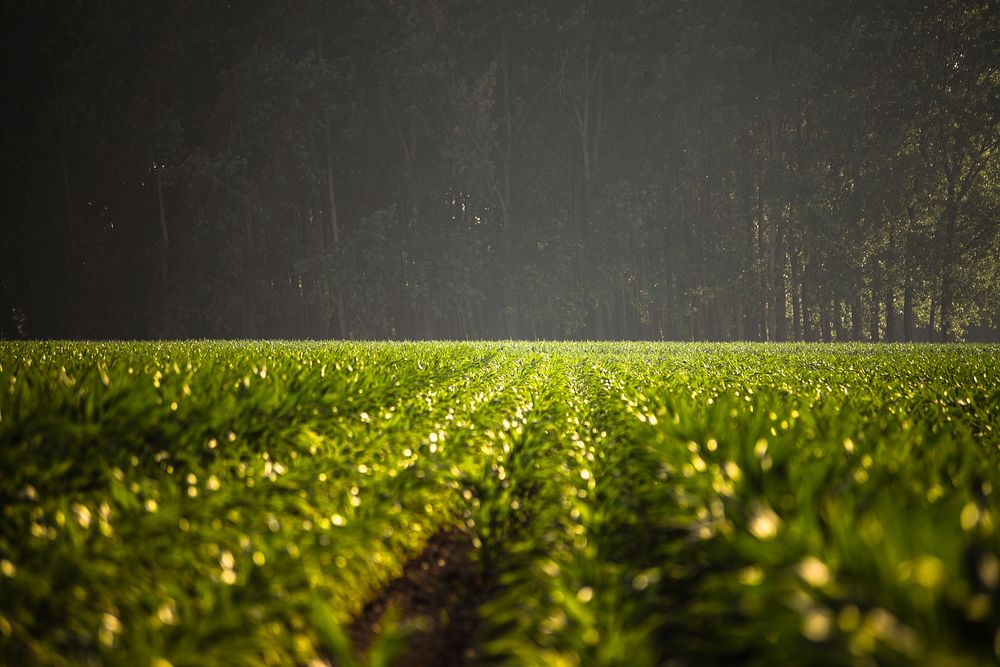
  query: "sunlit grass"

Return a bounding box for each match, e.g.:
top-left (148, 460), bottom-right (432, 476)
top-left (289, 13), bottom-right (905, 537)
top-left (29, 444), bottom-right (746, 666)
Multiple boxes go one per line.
top-left (1, 342), bottom-right (998, 665)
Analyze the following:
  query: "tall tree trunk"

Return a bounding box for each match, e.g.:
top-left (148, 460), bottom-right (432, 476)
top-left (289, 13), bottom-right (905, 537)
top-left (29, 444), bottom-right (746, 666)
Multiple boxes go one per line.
top-left (593, 302), bottom-right (606, 340)
top-left (735, 287), bottom-right (746, 341)
top-left (619, 285), bottom-right (629, 340)
top-left (326, 155), bottom-right (347, 339)
top-left (773, 210), bottom-right (787, 341)
top-left (869, 272), bottom-right (880, 343)
top-left (939, 198), bottom-right (957, 342)
top-left (802, 262), bottom-right (814, 342)
top-left (885, 287), bottom-right (896, 343)
top-left (929, 292), bottom-right (937, 342)
top-left (789, 245), bottom-right (802, 341)
top-left (936, 144), bottom-right (986, 342)
top-left (326, 144), bottom-right (340, 248)
top-left (869, 295), bottom-right (880, 342)
top-left (903, 274), bottom-right (914, 342)
top-left (764, 198), bottom-right (776, 340)
top-left (318, 31), bottom-right (347, 340)
top-left (833, 299), bottom-right (844, 341)
top-left (820, 297), bottom-right (832, 342)
top-left (851, 296), bottom-right (862, 341)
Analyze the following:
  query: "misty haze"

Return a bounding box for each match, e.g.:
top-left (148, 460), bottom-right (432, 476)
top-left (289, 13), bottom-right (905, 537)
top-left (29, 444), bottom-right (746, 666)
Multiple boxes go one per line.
top-left (2, 0), bottom-right (997, 341)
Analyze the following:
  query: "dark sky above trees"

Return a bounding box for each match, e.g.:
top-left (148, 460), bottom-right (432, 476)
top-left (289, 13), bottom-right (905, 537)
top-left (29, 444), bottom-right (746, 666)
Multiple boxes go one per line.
top-left (1, 0), bottom-right (998, 341)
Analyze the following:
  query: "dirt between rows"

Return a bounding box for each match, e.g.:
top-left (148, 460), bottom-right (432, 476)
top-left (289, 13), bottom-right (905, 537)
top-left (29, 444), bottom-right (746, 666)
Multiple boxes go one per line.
top-left (348, 530), bottom-right (486, 666)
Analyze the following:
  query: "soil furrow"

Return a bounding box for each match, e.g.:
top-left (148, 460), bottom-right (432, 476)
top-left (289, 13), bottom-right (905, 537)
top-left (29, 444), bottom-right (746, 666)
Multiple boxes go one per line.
top-left (348, 530), bottom-right (485, 666)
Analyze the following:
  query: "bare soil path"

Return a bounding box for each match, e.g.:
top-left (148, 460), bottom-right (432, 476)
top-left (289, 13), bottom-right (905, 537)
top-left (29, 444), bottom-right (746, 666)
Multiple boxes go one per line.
top-left (349, 531), bottom-right (486, 666)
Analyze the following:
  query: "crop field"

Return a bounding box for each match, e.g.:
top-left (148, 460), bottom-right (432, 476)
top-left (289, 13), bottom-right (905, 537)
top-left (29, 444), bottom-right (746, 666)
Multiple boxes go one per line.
top-left (1, 342), bottom-right (999, 666)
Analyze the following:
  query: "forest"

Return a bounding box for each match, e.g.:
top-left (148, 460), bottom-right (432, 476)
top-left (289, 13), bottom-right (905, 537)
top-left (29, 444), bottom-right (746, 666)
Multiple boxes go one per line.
top-left (1, 0), bottom-right (998, 341)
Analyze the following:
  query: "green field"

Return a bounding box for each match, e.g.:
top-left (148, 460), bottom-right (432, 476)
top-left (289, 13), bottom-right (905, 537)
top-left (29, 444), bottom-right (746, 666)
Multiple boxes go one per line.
top-left (1, 342), bottom-right (999, 666)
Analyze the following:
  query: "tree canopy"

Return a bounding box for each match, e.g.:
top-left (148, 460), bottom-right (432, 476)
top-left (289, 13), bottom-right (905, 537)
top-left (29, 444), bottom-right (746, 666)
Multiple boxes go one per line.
top-left (2, 0), bottom-right (998, 341)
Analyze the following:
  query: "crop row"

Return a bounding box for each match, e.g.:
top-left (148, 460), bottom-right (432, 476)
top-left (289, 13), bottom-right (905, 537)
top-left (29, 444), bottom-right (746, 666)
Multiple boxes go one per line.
top-left (1, 342), bottom-right (998, 666)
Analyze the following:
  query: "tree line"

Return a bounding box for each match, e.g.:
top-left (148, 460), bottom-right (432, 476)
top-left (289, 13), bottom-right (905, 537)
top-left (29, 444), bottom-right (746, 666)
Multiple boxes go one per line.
top-left (2, 0), bottom-right (998, 341)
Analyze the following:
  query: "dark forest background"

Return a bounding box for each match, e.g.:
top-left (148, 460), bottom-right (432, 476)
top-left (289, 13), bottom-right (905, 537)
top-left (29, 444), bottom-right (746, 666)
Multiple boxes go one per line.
top-left (1, 0), bottom-right (998, 341)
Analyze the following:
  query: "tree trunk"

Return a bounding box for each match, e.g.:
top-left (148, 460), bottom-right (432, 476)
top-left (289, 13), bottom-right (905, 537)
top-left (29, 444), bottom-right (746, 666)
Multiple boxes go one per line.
top-left (323, 122), bottom-right (347, 340)
top-left (326, 147), bottom-right (340, 248)
top-left (833, 299), bottom-right (844, 341)
top-left (929, 292), bottom-right (937, 342)
top-left (619, 285), bottom-right (629, 340)
top-left (851, 296), bottom-right (862, 341)
top-left (820, 297), bottom-right (832, 342)
top-left (885, 287), bottom-right (896, 343)
top-left (801, 263), bottom-right (814, 342)
top-left (764, 199), bottom-right (777, 340)
top-left (790, 246), bottom-right (802, 341)
top-left (903, 274), bottom-right (914, 342)
top-left (869, 277), bottom-right (880, 343)
top-left (773, 212), bottom-right (787, 341)
top-left (939, 199), bottom-right (957, 342)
